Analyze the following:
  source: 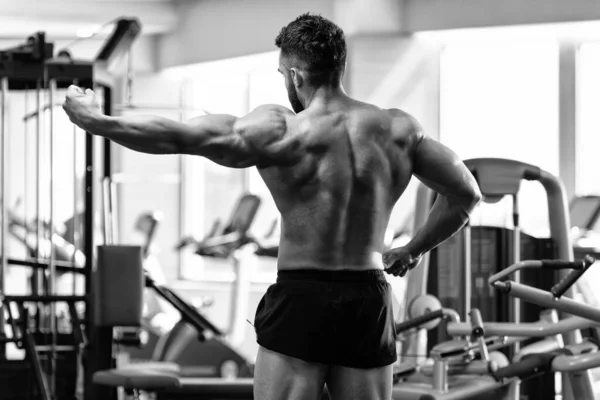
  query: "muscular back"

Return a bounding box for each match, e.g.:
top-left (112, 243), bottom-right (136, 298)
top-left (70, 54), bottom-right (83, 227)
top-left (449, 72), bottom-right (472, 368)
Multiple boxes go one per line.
top-left (258, 100), bottom-right (420, 271)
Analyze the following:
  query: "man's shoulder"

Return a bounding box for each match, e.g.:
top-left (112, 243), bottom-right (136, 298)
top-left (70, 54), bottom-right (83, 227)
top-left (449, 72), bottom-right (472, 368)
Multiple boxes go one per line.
top-left (385, 108), bottom-right (424, 146)
top-left (253, 104), bottom-right (295, 118)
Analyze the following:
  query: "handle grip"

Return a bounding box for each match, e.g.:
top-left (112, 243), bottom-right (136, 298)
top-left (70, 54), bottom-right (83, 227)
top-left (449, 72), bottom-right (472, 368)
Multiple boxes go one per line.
top-left (550, 255), bottom-right (595, 298)
top-left (493, 353), bottom-right (555, 380)
top-left (395, 309), bottom-right (444, 333)
top-left (540, 259), bottom-right (585, 270)
top-left (469, 309), bottom-right (485, 338)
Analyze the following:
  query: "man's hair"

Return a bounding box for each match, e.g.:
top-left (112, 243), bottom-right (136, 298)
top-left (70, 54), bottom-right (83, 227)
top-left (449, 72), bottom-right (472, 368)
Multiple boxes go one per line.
top-left (275, 13), bottom-right (346, 86)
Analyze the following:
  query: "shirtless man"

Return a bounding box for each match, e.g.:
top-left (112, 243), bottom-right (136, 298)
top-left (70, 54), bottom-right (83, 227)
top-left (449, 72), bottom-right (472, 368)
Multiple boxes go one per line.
top-left (63, 13), bottom-right (481, 400)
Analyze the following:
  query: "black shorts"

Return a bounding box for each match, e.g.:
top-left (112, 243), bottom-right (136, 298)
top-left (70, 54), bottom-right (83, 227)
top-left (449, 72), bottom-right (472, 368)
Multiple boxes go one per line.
top-left (254, 269), bottom-right (397, 369)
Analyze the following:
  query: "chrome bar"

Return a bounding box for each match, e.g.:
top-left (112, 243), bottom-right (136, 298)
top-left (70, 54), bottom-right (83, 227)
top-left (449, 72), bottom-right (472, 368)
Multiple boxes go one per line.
top-left (488, 260), bottom-right (542, 286)
top-left (72, 80), bottom-right (79, 295)
top-left (36, 80), bottom-right (43, 262)
top-left (48, 78), bottom-right (58, 395)
top-left (447, 316), bottom-right (598, 337)
top-left (102, 177), bottom-right (112, 244)
top-left (110, 180), bottom-right (118, 244)
top-left (553, 352), bottom-right (600, 372)
top-left (512, 195), bottom-right (521, 355)
top-left (507, 281), bottom-right (600, 323)
top-left (463, 224), bottom-right (471, 318)
top-left (0, 77), bottom-right (8, 355)
top-left (72, 123), bottom-right (78, 294)
top-left (422, 360), bottom-right (493, 377)
top-left (432, 359), bottom-right (448, 392)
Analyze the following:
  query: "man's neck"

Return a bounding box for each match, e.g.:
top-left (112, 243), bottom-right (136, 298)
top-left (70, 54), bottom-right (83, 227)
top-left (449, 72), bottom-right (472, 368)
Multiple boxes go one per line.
top-left (304, 85), bottom-right (347, 109)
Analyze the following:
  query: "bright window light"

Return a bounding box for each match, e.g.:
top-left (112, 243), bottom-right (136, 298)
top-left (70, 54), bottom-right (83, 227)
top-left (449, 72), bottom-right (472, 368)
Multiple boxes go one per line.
top-left (576, 43), bottom-right (600, 195)
top-left (440, 39), bottom-right (559, 236)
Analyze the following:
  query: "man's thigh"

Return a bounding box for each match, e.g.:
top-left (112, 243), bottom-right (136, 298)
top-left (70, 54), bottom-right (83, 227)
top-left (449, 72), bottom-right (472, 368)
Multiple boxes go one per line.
top-left (326, 364), bottom-right (393, 400)
top-left (254, 345), bottom-right (329, 400)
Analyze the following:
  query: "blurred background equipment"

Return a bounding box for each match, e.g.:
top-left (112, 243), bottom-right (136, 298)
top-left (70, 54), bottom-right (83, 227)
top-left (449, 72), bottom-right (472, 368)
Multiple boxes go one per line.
top-left (2, 1), bottom-right (600, 399)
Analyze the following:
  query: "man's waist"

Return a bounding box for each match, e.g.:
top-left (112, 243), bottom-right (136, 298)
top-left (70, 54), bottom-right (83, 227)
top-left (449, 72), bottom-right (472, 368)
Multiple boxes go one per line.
top-left (276, 267), bottom-right (386, 283)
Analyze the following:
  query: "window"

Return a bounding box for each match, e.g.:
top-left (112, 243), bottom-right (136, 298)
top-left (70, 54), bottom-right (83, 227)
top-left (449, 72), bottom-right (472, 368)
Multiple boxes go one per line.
top-left (576, 43), bottom-right (600, 196)
top-left (440, 40), bottom-right (560, 236)
top-left (173, 52), bottom-right (285, 282)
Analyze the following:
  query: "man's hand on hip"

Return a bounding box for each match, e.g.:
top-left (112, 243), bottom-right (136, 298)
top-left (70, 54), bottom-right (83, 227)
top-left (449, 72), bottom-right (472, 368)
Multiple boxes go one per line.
top-left (383, 246), bottom-right (422, 277)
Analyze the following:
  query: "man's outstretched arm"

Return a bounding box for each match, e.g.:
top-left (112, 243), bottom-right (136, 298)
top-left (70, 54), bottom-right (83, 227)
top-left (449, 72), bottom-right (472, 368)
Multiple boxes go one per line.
top-left (62, 86), bottom-right (302, 168)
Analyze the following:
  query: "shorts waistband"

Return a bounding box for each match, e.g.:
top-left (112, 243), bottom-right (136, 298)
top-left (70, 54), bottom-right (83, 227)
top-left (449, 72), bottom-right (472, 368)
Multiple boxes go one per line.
top-left (276, 269), bottom-right (386, 283)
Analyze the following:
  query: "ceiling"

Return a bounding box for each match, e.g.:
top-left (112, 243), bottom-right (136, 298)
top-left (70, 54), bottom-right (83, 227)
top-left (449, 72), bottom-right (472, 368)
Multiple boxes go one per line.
top-left (0, 0), bottom-right (179, 39)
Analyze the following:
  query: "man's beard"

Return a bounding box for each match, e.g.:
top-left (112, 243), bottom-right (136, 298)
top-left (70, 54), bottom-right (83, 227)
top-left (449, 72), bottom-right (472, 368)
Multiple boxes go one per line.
top-left (287, 82), bottom-right (304, 113)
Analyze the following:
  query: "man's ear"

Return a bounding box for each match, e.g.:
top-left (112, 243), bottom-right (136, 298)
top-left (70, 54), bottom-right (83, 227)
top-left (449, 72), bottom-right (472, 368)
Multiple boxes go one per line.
top-left (290, 68), bottom-right (304, 88)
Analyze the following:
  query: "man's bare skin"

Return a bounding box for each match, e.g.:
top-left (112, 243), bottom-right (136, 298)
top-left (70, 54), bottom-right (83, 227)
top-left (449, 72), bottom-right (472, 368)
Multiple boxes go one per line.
top-left (63, 14), bottom-right (481, 400)
top-left (259, 99), bottom-right (415, 272)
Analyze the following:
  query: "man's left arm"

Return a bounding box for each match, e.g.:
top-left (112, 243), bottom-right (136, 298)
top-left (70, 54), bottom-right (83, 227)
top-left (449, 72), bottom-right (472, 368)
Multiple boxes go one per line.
top-left (63, 86), bottom-right (302, 168)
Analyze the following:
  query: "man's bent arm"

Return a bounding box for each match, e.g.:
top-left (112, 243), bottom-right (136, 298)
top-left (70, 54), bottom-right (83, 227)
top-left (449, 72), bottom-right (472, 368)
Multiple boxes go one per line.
top-left (406, 136), bottom-right (482, 258)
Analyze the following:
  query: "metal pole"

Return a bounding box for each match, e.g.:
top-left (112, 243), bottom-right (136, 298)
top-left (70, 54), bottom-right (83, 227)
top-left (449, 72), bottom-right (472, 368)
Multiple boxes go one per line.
top-left (463, 223), bottom-right (472, 318)
top-left (73, 123), bottom-right (79, 294)
top-left (72, 79), bottom-right (79, 295)
top-left (110, 180), bottom-right (118, 244)
top-left (24, 88), bottom-right (29, 254)
top-left (36, 79), bottom-right (43, 265)
top-left (102, 177), bottom-right (112, 245)
top-left (35, 79), bottom-right (44, 336)
top-left (178, 81), bottom-right (187, 275)
top-left (48, 78), bottom-right (57, 395)
top-left (0, 77), bottom-right (8, 359)
top-left (512, 195), bottom-right (521, 356)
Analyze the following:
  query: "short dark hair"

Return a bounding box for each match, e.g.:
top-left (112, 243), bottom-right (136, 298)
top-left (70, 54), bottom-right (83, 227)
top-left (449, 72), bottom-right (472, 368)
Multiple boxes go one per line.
top-left (275, 13), bottom-right (347, 85)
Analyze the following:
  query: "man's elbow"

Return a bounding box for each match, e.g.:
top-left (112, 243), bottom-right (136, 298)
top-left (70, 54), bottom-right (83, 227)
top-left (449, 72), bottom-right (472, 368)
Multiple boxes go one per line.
top-left (447, 186), bottom-right (482, 217)
top-left (470, 187), bottom-right (483, 209)
top-left (460, 186), bottom-right (482, 213)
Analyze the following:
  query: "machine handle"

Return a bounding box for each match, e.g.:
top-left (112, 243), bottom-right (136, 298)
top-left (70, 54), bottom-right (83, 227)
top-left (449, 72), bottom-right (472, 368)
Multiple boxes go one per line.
top-left (550, 255), bottom-right (595, 298)
top-left (395, 309), bottom-right (444, 333)
top-left (540, 259), bottom-right (586, 270)
top-left (469, 309), bottom-right (485, 338)
top-left (493, 353), bottom-right (555, 380)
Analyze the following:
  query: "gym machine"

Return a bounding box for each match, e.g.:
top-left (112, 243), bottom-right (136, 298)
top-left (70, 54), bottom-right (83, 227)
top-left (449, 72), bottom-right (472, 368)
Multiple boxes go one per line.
top-left (156, 193), bottom-right (260, 377)
top-left (569, 195), bottom-right (600, 259)
top-left (116, 194), bottom-right (261, 378)
top-left (395, 158), bottom-right (590, 400)
top-left (0, 31), bottom-right (96, 400)
top-left (90, 253), bottom-right (600, 400)
top-left (390, 254), bottom-right (600, 400)
top-left (0, 17), bottom-right (148, 400)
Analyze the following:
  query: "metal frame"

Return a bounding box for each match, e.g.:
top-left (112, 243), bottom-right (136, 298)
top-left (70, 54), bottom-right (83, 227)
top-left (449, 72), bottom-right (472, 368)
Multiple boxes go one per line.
top-left (403, 158), bottom-right (576, 360)
top-left (0, 34), bottom-right (99, 400)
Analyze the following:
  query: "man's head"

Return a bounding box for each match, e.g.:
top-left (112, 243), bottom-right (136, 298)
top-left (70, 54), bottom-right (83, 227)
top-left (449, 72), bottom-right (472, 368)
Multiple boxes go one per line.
top-left (275, 13), bottom-right (347, 113)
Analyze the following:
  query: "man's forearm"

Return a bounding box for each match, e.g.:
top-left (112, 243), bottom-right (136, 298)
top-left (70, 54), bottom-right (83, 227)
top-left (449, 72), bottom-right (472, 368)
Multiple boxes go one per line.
top-left (406, 195), bottom-right (479, 258)
top-left (79, 113), bottom-right (184, 154)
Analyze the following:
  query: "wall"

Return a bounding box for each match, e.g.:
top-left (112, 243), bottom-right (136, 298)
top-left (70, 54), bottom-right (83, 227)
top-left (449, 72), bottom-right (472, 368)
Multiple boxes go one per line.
top-left (404, 0), bottom-right (600, 32)
top-left (346, 34), bottom-right (441, 232)
top-left (113, 72), bottom-right (188, 282)
top-left (157, 0), bottom-right (335, 68)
